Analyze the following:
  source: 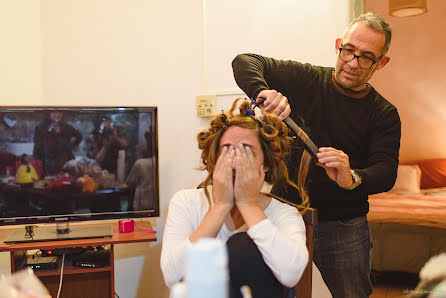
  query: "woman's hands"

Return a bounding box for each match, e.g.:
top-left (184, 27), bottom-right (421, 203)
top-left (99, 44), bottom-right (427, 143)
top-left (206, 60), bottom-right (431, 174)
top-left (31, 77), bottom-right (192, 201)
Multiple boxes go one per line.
top-left (212, 146), bottom-right (235, 211)
top-left (189, 146), bottom-right (235, 243)
top-left (213, 143), bottom-right (265, 209)
top-left (233, 144), bottom-right (265, 208)
top-left (208, 143), bottom-right (267, 233)
top-left (233, 144), bottom-right (268, 228)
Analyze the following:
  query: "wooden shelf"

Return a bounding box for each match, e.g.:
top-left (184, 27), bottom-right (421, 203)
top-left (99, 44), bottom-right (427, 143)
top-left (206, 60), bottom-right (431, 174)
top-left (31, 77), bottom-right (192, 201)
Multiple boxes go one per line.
top-left (0, 221), bottom-right (157, 298)
top-left (0, 221), bottom-right (157, 252)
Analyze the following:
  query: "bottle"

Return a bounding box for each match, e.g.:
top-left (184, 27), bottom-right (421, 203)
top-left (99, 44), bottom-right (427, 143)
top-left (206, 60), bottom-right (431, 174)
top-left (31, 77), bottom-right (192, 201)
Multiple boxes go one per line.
top-left (185, 238), bottom-right (228, 298)
top-left (170, 282), bottom-right (187, 298)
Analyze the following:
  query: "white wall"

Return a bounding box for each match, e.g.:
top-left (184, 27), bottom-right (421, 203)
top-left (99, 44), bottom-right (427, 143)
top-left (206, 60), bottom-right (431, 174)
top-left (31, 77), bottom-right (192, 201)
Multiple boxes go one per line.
top-left (0, 0), bottom-right (42, 104)
top-left (203, 0), bottom-right (351, 93)
top-left (0, 1), bottom-right (350, 297)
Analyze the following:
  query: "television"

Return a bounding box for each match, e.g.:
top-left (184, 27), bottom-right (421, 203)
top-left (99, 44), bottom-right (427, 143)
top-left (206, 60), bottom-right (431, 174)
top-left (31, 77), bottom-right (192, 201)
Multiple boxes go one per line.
top-left (0, 106), bottom-right (159, 243)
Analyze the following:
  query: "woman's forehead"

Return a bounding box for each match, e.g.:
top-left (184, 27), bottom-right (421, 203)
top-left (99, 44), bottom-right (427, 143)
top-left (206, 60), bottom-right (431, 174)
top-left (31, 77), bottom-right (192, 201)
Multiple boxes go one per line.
top-left (220, 126), bottom-right (260, 147)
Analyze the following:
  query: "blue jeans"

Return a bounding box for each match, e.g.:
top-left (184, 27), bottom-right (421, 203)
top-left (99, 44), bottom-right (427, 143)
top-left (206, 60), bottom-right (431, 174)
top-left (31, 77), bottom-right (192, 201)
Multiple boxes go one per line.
top-left (312, 216), bottom-right (373, 298)
top-left (289, 216), bottom-right (372, 298)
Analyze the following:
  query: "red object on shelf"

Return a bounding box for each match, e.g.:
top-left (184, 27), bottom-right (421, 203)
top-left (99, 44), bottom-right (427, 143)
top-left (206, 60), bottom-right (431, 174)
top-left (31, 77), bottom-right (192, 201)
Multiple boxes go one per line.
top-left (119, 220), bottom-right (134, 233)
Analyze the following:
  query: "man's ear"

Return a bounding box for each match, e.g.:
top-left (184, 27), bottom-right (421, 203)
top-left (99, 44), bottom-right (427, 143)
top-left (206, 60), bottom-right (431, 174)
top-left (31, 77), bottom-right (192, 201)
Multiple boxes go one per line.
top-left (335, 38), bottom-right (342, 53)
top-left (377, 55), bottom-right (390, 70)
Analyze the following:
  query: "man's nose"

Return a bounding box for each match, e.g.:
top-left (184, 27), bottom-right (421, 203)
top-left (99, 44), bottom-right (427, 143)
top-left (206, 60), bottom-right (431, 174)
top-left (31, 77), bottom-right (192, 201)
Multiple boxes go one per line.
top-left (348, 56), bottom-right (361, 68)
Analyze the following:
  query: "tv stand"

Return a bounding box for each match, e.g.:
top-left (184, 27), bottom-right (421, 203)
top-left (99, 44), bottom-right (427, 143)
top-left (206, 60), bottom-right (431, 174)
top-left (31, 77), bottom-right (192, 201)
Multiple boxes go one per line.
top-left (0, 221), bottom-right (156, 298)
top-left (4, 223), bottom-right (113, 244)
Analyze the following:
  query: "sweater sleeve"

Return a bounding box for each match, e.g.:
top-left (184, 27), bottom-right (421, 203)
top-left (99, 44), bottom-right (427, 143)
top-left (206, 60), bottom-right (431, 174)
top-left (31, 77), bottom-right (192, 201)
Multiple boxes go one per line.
top-left (232, 53), bottom-right (313, 101)
top-left (160, 191), bottom-right (195, 288)
top-left (247, 206), bottom-right (308, 287)
top-left (357, 104), bottom-right (401, 194)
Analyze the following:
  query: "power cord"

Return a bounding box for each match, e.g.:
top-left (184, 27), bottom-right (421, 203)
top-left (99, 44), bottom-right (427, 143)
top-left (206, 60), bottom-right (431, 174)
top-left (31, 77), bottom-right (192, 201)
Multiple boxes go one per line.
top-left (56, 253), bottom-right (65, 298)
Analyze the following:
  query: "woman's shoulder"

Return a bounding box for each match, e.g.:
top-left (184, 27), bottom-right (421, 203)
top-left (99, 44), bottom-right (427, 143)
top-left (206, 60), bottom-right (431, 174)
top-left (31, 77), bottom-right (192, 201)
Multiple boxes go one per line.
top-left (269, 196), bottom-right (298, 209)
top-left (170, 188), bottom-right (209, 207)
top-left (267, 197), bottom-right (302, 218)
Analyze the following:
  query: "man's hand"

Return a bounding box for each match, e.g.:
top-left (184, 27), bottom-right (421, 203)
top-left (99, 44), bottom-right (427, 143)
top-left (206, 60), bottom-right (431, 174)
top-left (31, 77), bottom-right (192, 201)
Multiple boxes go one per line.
top-left (316, 147), bottom-right (354, 188)
top-left (212, 146), bottom-right (235, 210)
top-left (257, 90), bottom-right (291, 120)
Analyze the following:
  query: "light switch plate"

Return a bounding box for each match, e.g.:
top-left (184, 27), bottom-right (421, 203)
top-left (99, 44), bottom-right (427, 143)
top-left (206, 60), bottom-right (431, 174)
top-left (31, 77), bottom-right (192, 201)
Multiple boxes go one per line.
top-left (196, 95), bottom-right (216, 117)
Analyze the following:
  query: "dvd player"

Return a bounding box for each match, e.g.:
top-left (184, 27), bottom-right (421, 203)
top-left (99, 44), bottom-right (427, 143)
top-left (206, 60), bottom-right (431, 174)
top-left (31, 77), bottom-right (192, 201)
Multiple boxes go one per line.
top-left (72, 250), bottom-right (109, 268)
top-left (25, 255), bottom-right (58, 271)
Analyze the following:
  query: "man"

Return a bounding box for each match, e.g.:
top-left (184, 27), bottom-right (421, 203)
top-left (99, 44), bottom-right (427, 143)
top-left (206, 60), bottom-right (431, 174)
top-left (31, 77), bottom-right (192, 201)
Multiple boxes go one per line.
top-left (33, 111), bottom-right (82, 176)
top-left (232, 12), bottom-right (401, 298)
top-left (86, 116), bottom-right (129, 174)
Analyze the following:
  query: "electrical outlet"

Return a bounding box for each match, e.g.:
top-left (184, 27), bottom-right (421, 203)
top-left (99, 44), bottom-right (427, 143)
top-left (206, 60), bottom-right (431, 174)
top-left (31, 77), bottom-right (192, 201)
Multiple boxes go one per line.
top-left (196, 95), bottom-right (216, 117)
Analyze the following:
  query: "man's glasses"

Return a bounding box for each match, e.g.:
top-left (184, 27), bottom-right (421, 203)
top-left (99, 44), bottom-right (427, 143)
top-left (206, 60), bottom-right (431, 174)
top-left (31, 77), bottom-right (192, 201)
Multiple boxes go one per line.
top-left (338, 47), bottom-right (378, 69)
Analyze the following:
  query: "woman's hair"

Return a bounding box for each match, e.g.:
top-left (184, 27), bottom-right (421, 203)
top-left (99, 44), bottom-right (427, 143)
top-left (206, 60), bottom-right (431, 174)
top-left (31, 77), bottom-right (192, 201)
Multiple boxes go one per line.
top-left (197, 98), bottom-right (310, 213)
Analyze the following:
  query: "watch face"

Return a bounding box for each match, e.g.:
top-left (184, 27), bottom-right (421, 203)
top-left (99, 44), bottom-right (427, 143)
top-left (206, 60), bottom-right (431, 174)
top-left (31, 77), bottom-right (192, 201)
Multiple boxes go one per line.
top-left (353, 170), bottom-right (362, 183)
top-left (344, 170), bottom-right (361, 190)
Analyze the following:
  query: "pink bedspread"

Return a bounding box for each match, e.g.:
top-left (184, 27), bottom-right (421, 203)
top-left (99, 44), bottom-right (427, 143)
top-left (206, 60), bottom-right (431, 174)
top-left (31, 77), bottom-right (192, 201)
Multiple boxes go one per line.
top-left (367, 188), bottom-right (446, 229)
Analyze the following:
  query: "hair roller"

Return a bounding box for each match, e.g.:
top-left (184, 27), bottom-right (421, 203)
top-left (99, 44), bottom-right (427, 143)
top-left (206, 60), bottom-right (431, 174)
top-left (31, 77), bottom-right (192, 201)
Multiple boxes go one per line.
top-left (239, 100), bottom-right (252, 117)
top-left (197, 131), bottom-right (209, 149)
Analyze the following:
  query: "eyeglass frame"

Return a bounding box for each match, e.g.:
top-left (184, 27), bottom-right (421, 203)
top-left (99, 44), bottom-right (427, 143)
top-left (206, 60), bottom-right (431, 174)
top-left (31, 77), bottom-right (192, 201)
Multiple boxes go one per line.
top-left (338, 44), bottom-right (381, 69)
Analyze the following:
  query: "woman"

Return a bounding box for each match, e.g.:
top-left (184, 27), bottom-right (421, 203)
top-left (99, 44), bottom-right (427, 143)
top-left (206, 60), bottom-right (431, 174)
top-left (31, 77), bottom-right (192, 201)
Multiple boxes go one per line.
top-left (161, 98), bottom-right (311, 298)
top-left (126, 131), bottom-right (154, 210)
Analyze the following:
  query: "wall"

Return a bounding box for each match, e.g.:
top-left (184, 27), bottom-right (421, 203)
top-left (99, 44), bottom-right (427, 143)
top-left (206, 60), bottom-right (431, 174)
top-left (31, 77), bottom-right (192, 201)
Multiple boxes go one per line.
top-left (0, 0), bottom-right (42, 104)
top-left (366, 0), bottom-right (446, 162)
top-left (0, 1), bottom-right (350, 297)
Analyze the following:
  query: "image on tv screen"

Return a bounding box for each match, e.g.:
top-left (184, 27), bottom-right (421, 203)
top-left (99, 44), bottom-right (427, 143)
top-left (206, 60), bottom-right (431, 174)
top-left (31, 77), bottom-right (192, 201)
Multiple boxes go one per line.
top-left (0, 107), bottom-right (159, 225)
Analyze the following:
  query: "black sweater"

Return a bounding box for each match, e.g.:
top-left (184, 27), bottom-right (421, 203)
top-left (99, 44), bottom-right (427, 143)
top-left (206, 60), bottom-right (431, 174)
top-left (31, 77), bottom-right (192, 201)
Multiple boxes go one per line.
top-left (232, 53), bottom-right (401, 220)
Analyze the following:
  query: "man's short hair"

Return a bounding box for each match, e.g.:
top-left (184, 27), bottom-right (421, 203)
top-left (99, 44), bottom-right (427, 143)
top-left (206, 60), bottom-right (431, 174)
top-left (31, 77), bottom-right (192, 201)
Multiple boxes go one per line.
top-left (347, 12), bottom-right (392, 55)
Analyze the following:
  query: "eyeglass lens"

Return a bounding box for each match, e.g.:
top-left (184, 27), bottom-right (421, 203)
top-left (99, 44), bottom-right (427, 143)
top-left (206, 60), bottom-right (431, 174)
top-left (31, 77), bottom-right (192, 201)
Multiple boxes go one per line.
top-left (340, 49), bottom-right (374, 69)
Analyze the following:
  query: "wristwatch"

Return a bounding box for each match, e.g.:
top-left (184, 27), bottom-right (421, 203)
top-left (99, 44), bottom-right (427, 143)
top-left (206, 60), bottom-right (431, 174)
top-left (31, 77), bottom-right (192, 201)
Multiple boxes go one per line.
top-left (343, 169), bottom-right (362, 190)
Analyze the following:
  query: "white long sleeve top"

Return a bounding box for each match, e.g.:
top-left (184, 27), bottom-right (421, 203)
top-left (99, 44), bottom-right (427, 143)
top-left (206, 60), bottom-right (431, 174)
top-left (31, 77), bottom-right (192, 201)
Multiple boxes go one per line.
top-left (160, 188), bottom-right (308, 288)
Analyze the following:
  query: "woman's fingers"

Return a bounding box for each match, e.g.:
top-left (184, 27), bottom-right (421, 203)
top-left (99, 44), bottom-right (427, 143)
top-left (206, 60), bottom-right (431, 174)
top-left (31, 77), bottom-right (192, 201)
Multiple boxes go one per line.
top-left (234, 145), bottom-right (263, 191)
top-left (212, 146), bottom-right (235, 207)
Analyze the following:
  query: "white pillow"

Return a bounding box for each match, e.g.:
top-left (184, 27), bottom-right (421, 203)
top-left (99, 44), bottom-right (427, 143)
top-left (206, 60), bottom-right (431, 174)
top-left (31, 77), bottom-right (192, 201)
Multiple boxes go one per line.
top-left (389, 165), bottom-right (422, 194)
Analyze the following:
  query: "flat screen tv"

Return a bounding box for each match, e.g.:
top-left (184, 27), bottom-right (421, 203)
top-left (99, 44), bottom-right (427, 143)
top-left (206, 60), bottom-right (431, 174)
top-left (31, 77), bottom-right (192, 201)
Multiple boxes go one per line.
top-left (0, 106), bottom-right (159, 242)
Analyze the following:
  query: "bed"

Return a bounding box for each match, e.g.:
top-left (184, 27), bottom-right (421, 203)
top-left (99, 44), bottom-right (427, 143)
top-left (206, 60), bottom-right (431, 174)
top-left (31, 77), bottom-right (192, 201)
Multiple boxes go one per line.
top-left (367, 159), bottom-right (446, 274)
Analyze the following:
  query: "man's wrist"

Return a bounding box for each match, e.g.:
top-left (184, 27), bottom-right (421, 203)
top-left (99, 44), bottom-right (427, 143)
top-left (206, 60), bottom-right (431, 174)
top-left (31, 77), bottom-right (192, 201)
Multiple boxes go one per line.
top-left (342, 169), bottom-right (362, 190)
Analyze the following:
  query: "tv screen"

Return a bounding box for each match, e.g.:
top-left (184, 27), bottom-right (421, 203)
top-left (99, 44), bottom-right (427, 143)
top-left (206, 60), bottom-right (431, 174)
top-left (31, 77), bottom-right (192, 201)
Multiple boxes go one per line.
top-left (0, 106), bottom-right (159, 226)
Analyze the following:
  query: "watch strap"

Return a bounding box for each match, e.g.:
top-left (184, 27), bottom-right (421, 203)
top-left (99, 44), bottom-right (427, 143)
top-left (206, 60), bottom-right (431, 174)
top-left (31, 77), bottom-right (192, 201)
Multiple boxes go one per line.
top-left (343, 169), bottom-right (362, 190)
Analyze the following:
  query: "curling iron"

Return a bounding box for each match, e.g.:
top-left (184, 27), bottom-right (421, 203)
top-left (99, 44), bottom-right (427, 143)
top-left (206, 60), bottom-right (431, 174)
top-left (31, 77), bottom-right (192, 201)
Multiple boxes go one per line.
top-left (254, 97), bottom-right (319, 160)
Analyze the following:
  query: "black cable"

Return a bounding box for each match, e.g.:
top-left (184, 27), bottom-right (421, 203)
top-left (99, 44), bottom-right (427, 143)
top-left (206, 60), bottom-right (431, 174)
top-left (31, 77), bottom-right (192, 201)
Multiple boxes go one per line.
top-left (115, 291), bottom-right (120, 298)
